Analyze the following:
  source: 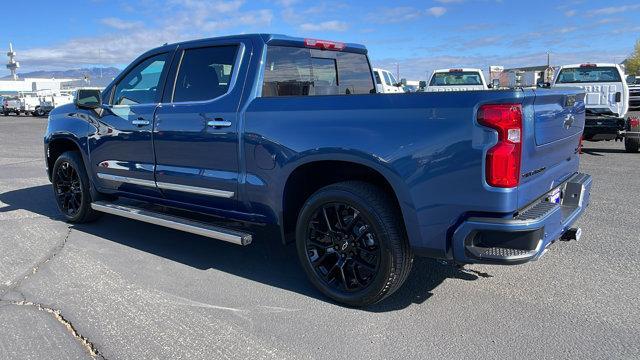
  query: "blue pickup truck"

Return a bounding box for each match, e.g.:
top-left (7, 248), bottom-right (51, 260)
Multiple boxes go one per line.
top-left (44, 34), bottom-right (592, 306)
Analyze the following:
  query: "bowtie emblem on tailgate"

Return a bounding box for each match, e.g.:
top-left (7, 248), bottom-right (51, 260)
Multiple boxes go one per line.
top-left (564, 114), bottom-right (575, 129)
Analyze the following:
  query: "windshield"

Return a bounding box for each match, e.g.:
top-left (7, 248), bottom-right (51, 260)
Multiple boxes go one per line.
top-left (430, 71), bottom-right (483, 86)
top-left (556, 67), bottom-right (621, 83)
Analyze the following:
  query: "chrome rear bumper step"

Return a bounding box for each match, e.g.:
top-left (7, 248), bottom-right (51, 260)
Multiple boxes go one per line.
top-left (91, 201), bottom-right (252, 246)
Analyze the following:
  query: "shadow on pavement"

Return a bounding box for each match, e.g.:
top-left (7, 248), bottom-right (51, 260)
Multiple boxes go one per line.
top-left (0, 184), bottom-right (488, 312)
top-left (582, 146), bottom-right (627, 156)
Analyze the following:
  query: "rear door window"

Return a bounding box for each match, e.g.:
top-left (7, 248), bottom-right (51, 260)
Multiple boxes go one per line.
top-left (172, 45), bottom-right (238, 102)
top-left (374, 71), bottom-right (382, 84)
top-left (262, 46), bottom-right (374, 96)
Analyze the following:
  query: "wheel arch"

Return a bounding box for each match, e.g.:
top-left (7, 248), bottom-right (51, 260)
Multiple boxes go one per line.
top-left (279, 154), bottom-right (420, 248)
top-left (46, 134), bottom-right (88, 181)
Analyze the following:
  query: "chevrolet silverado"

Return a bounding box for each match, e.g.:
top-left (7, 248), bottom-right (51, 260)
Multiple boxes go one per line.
top-left (44, 34), bottom-right (592, 306)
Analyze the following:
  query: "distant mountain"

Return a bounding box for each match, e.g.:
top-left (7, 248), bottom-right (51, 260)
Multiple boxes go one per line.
top-left (1, 67), bottom-right (122, 87)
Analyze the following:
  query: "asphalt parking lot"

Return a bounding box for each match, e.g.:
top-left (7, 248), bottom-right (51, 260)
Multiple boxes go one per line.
top-left (0, 115), bottom-right (638, 360)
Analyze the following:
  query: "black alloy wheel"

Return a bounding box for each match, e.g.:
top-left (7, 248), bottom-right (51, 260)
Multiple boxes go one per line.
top-left (51, 151), bottom-right (100, 223)
top-left (296, 181), bottom-right (413, 307)
top-left (53, 161), bottom-right (82, 217)
top-left (305, 202), bottom-right (381, 293)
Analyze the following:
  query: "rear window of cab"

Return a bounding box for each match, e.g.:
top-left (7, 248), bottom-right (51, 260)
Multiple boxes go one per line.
top-left (262, 46), bottom-right (375, 96)
top-left (557, 67), bottom-right (622, 84)
top-left (430, 71), bottom-right (483, 86)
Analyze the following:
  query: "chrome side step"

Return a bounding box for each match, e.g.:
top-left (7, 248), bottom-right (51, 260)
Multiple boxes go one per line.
top-left (91, 201), bottom-right (252, 246)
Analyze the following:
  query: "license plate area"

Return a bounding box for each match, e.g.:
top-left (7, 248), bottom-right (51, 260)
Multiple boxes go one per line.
top-left (545, 187), bottom-right (562, 204)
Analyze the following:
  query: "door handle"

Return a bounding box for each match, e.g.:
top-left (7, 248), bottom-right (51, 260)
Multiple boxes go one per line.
top-left (207, 119), bottom-right (232, 128)
top-left (132, 118), bottom-right (150, 126)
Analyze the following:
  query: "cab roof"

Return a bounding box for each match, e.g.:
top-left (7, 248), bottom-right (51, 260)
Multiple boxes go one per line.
top-left (157, 33), bottom-right (367, 55)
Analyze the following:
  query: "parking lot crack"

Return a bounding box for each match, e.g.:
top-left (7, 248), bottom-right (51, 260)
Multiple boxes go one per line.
top-left (0, 226), bottom-right (72, 297)
top-left (5, 300), bottom-right (106, 359)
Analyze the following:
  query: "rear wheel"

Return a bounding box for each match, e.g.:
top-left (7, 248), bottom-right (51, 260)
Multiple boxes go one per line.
top-left (625, 137), bottom-right (640, 153)
top-left (52, 151), bottom-right (101, 223)
top-left (296, 181), bottom-right (413, 306)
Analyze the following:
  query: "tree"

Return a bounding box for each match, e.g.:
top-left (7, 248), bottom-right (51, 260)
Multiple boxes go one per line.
top-left (627, 39), bottom-right (640, 76)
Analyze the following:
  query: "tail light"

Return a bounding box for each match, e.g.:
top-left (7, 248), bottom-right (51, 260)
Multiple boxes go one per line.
top-left (478, 104), bottom-right (523, 188)
top-left (629, 117), bottom-right (640, 128)
top-left (304, 38), bottom-right (345, 51)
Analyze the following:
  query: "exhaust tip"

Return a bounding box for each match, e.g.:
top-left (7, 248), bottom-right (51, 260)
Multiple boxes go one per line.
top-left (561, 227), bottom-right (582, 242)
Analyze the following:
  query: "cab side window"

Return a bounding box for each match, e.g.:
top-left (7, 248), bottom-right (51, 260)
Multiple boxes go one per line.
top-left (112, 53), bottom-right (169, 105)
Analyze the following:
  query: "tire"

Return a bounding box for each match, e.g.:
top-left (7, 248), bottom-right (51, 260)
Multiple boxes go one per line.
top-left (51, 151), bottom-right (101, 223)
top-left (295, 181), bottom-right (413, 306)
top-left (625, 137), bottom-right (640, 153)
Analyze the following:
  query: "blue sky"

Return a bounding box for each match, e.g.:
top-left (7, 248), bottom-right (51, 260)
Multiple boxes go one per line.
top-left (1, 0), bottom-right (639, 79)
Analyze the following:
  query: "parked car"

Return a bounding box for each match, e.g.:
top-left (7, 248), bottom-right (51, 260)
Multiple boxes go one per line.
top-left (425, 68), bottom-right (489, 92)
top-left (372, 68), bottom-right (404, 93)
top-left (2, 96), bottom-right (21, 115)
top-left (627, 75), bottom-right (640, 112)
top-left (44, 34), bottom-right (591, 306)
top-left (552, 63), bottom-right (628, 141)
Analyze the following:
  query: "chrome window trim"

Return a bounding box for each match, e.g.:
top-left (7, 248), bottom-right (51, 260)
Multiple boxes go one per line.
top-left (96, 172), bottom-right (234, 198)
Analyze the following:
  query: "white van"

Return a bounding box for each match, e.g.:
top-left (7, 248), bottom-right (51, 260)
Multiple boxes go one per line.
top-left (372, 68), bottom-right (404, 93)
top-left (425, 68), bottom-right (488, 92)
top-left (552, 63), bottom-right (628, 119)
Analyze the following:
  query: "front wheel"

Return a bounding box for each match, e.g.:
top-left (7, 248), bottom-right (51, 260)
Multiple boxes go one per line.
top-left (625, 137), bottom-right (640, 153)
top-left (296, 181), bottom-right (413, 306)
top-left (51, 151), bottom-right (101, 223)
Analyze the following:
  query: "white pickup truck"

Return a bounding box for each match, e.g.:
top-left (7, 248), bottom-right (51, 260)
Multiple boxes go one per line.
top-left (425, 68), bottom-right (489, 92)
top-left (2, 96), bottom-right (21, 115)
top-left (372, 68), bottom-right (404, 93)
top-left (552, 63), bottom-right (628, 141)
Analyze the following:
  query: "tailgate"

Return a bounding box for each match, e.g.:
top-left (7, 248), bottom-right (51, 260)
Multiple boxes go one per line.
top-left (517, 88), bottom-right (585, 209)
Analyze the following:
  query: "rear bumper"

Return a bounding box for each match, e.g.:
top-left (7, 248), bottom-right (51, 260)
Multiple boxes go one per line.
top-left (583, 116), bottom-right (624, 141)
top-left (452, 172), bottom-right (592, 265)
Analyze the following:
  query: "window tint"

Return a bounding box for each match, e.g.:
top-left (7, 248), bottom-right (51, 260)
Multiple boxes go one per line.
top-left (429, 71), bottom-right (483, 86)
top-left (374, 71), bottom-right (382, 84)
top-left (113, 53), bottom-right (169, 105)
top-left (172, 45), bottom-right (238, 102)
top-left (262, 45), bottom-right (374, 96)
top-left (556, 67), bottom-right (622, 83)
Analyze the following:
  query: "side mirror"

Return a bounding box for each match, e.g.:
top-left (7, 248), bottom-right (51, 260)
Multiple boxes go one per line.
top-left (491, 79), bottom-right (500, 89)
top-left (400, 78), bottom-right (407, 86)
top-left (75, 89), bottom-right (102, 109)
top-left (419, 81), bottom-right (427, 89)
